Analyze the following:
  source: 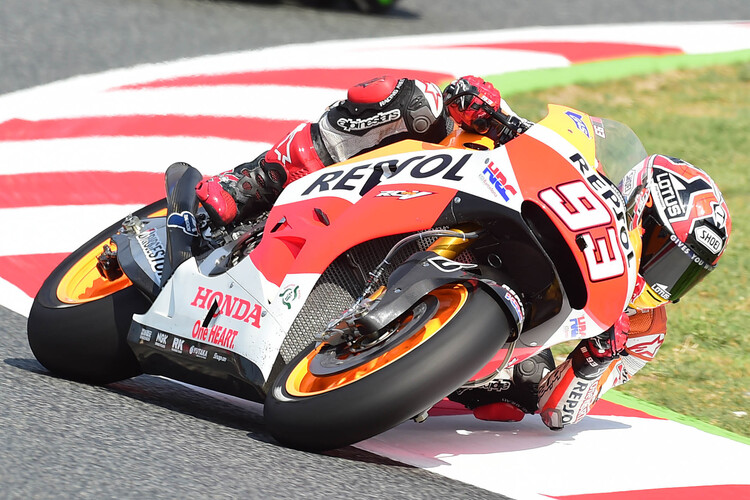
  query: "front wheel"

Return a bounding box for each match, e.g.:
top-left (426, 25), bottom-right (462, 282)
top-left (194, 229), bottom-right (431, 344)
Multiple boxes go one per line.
top-left (264, 283), bottom-right (512, 451)
top-left (27, 199), bottom-right (167, 384)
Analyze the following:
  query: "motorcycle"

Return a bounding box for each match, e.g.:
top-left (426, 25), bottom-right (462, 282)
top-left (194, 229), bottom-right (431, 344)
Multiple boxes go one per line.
top-left (27, 101), bottom-right (646, 451)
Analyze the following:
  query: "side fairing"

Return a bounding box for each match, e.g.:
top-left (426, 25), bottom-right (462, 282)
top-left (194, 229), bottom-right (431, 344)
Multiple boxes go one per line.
top-left (250, 140), bottom-right (524, 286)
top-left (506, 124), bottom-right (637, 331)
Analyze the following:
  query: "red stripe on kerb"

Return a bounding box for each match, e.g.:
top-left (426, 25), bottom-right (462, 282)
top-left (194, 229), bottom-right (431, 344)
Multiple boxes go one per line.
top-left (587, 399), bottom-right (664, 420)
top-left (442, 41), bottom-right (683, 63)
top-left (546, 484), bottom-right (750, 500)
top-left (0, 253), bottom-right (68, 298)
top-left (0, 115), bottom-right (300, 142)
top-left (0, 172), bottom-right (165, 208)
top-left (112, 68), bottom-right (455, 91)
top-left (430, 397), bottom-right (665, 419)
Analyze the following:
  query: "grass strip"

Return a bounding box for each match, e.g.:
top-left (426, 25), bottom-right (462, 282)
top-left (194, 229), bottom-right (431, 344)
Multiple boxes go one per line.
top-left (484, 49), bottom-right (750, 96)
top-left (602, 391), bottom-right (750, 445)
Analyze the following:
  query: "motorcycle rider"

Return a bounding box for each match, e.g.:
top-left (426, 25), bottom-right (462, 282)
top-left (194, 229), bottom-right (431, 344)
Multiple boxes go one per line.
top-left (195, 75), bottom-right (731, 430)
top-left (451, 153), bottom-right (731, 429)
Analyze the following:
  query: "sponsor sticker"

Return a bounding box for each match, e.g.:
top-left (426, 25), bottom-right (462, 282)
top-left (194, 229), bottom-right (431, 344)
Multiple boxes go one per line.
top-left (189, 345), bottom-right (208, 360)
top-left (427, 256), bottom-right (477, 273)
top-left (565, 111), bottom-right (590, 138)
top-left (190, 286), bottom-right (263, 328)
top-left (139, 328), bottom-right (153, 342)
top-left (171, 336), bottom-right (185, 353)
top-left (167, 211), bottom-right (199, 236)
top-left (591, 116), bottom-right (606, 138)
top-left (376, 189), bottom-right (433, 200)
top-left (480, 160), bottom-right (517, 202)
top-left (155, 332), bottom-right (168, 348)
top-left (695, 225), bottom-right (723, 255)
top-left (279, 285), bottom-right (300, 310)
top-left (336, 109), bottom-right (401, 132)
top-left (568, 317), bottom-right (587, 338)
top-left (135, 229), bottom-right (166, 278)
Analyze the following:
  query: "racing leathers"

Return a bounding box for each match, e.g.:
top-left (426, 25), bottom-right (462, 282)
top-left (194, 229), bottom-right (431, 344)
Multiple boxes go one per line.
top-left (536, 306), bottom-right (667, 429)
top-left (195, 76), bottom-right (453, 226)
top-left (194, 74), bottom-right (661, 431)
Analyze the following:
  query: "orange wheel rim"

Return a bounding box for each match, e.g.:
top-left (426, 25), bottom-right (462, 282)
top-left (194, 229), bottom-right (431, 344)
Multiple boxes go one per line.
top-left (56, 208), bottom-right (166, 304)
top-left (285, 284), bottom-right (469, 397)
top-left (56, 240), bottom-right (133, 304)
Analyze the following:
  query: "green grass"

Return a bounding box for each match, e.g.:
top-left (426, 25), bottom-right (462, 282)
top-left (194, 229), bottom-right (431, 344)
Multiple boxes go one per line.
top-left (490, 61), bottom-right (750, 437)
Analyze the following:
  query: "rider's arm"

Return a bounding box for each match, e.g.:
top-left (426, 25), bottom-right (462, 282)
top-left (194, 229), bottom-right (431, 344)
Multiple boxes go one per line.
top-left (537, 306), bottom-right (667, 430)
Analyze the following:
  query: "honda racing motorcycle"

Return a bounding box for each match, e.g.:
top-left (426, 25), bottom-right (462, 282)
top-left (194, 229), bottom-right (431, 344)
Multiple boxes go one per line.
top-left (27, 103), bottom-right (646, 451)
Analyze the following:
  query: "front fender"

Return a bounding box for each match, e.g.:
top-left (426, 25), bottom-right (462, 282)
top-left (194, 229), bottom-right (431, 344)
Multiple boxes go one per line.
top-left (357, 251), bottom-right (524, 336)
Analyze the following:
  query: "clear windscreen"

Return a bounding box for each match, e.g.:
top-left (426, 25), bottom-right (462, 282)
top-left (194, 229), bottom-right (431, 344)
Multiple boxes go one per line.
top-left (593, 117), bottom-right (648, 184)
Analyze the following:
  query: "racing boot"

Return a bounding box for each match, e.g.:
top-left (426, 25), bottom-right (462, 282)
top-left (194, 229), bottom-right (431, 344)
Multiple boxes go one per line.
top-left (196, 121), bottom-right (328, 226)
top-left (448, 348), bottom-right (555, 422)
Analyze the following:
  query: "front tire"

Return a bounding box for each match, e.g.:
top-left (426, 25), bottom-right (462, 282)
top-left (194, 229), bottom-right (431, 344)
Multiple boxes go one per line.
top-left (27, 199), bottom-right (166, 384)
top-left (264, 283), bottom-right (511, 451)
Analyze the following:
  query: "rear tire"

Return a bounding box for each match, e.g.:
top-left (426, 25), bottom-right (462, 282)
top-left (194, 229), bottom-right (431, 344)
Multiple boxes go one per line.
top-left (264, 283), bottom-right (511, 451)
top-left (27, 199), bottom-right (166, 384)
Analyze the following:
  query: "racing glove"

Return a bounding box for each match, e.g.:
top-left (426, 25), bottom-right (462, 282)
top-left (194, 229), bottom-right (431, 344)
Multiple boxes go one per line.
top-left (443, 76), bottom-right (502, 135)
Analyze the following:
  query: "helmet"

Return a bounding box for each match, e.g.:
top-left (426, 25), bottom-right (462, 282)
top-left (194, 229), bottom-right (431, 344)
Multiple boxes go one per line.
top-left (620, 155), bottom-right (731, 309)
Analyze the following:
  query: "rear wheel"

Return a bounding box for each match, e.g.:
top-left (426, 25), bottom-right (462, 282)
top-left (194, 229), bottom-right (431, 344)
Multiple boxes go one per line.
top-left (264, 283), bottom-right (511, 451)
top-left (27, 199), bottom-right (167, 384)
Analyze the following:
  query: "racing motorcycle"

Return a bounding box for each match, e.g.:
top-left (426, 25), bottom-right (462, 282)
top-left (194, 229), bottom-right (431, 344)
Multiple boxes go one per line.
top-left (27, 101), bottom-right (646, 451)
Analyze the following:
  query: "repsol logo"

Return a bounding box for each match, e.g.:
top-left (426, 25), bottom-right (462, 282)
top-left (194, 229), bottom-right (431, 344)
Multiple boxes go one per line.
top-left (301, 153), bottom-right (471, 197)
top-left (570, 153), bottom-right (635, 268)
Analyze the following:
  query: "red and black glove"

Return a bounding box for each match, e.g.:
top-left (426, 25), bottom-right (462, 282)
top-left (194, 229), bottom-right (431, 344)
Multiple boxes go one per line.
top-left (588, 312), bottom-right (630, 359)
top-left (443, 76), bottom-right (502, 134)
top-left (569, 312), bottom-right (630, 379)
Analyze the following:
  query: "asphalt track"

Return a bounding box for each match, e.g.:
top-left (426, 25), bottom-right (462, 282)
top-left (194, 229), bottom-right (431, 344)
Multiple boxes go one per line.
top-left (2, 1), bottom-right (750, 499)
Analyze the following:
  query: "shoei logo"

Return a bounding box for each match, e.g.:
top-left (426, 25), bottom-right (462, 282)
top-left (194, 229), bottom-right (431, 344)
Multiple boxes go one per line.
top-left (336, 109), bottom-right (401, 132)
top-left (695, 225), bottom-right (723, 255)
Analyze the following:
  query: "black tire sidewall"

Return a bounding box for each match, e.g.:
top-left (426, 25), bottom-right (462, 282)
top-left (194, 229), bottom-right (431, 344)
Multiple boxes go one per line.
top-left (26, 199), bottom-right (166, 384)
top-left (264, 287), bottom-right (511, 451)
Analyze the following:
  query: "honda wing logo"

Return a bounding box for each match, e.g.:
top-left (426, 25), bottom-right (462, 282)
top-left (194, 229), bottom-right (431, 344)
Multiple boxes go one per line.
top-left (427, 256), bottom-right (477, 273)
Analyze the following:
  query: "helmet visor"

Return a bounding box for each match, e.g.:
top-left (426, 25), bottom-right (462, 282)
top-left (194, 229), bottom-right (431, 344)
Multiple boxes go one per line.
top-left (640, 215), bottom-right (715, 302)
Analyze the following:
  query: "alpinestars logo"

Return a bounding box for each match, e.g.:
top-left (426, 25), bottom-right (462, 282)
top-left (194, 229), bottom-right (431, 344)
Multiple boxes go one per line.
top-left (337, 109), bottom-right (401, 132)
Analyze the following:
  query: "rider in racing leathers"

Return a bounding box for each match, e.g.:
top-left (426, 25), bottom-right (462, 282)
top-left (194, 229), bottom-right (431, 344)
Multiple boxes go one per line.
top-left (195, 75), bottom-right (732, 430)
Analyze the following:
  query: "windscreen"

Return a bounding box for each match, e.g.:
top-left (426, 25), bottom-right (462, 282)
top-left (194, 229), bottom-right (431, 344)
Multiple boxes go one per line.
top-left (592, 117), bottom-right (648, 184)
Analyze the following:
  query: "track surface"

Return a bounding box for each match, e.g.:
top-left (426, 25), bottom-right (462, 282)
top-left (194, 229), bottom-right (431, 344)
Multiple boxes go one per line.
top-left (2, 1), bottom-right (749, 498)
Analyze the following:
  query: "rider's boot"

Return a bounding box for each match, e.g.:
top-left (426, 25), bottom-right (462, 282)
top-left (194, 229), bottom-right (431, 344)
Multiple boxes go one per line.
top-left (196, 121), bottom-right (327, 226)
top-left (196, 152), bottom-right (288, 226)
top-left (448, 348), bottom-right (556, 422)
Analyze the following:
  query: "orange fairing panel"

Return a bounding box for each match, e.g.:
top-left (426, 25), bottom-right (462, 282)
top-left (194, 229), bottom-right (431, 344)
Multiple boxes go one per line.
top-left (251, 183), bottom-right (458, 286)
top-left (505, 132), bottom-right (634, 330)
